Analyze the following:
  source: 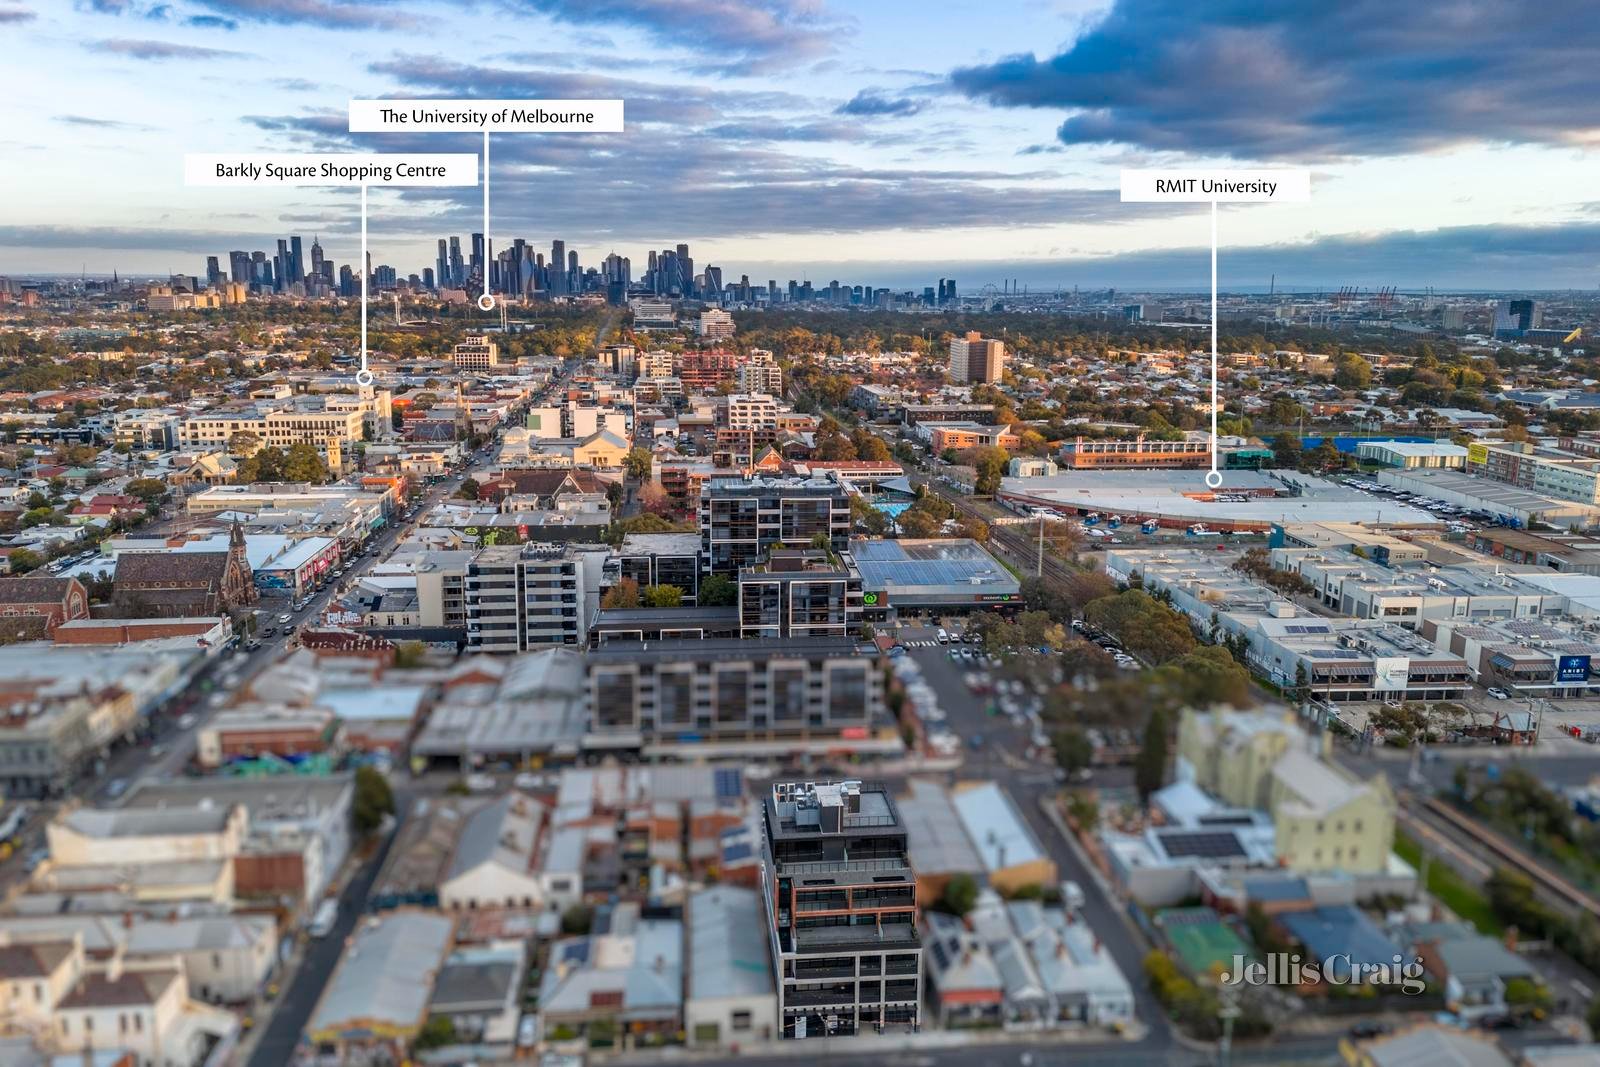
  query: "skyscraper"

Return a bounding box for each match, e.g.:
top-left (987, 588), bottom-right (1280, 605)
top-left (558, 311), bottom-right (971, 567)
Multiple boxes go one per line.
top-left (310, 236), bottom-right (325, 280)
top-left (448, 237), bottom-right (464, 288)
top-left (229, 251), bottom-right (251, 285)
top-left (289, 235), bottom-right (304, 284)
top-left (550, 240), bottom-right (566, 295)
top-left (470, 232), bottom-right (484, 283)
top-left (436, 239), bottom-right (449, 291)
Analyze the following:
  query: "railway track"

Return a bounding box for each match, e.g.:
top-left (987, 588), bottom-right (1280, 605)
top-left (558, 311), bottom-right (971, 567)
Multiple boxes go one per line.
top-left (1415, 793), bottom-right (1600, 922)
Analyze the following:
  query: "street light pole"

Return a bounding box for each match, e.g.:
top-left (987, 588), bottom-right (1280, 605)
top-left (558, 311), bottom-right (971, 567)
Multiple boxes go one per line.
top-left (1218, 989), bottom-right (1240, 1067)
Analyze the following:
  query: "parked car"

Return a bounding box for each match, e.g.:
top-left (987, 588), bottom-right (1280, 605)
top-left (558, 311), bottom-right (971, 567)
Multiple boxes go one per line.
top-left (1486, 687), bottom-right (1509, 700)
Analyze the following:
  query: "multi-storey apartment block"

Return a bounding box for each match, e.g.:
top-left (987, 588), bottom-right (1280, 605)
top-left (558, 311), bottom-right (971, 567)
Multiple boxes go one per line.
top-left (464, 544), bottom-right (605, 652)
top-left (699, 475), bottom-right (851, 575)
top-left (760, 780), bottom-right (921, 1039)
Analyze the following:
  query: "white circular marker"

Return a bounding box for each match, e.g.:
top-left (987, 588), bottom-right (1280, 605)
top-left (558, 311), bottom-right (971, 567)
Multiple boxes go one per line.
top-left (355, 368), bottom-right (374, 387)
top-left (1204, 470), bottom-right (1223, 489)
top-left (477, 294), bottom-right (496, 312)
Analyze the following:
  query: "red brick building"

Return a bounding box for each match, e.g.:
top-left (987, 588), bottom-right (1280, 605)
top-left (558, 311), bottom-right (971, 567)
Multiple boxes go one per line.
top-left (0, 575), bottom-right (91, 640)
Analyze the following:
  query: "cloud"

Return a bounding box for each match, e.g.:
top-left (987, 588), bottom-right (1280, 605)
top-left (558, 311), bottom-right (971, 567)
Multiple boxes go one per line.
top-left (53, 114), bottom-right (155, 130)
top-left (364, 53), bottom-right (808, 126)
top-left (184, 13), bottom-right (237, 29)
top-left (0, 5), bottom-right (34, 21)
top-left (515, 0), bottom-right (851, 74)
top-left (948, 0), bottom-right (1600, 159)
top-left (186, 0), bottom-right (416, 30)
top-left (0, 224), bottom-right (252, 252)
top-left (89, 36), bottom-right (248, 59)
top-left (836, 89), bottom-right (924, 117)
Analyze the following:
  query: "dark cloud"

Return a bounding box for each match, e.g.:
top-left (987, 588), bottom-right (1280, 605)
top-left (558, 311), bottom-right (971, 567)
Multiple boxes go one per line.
top-left (514, 0), bottom-right (850, 74)
top-left (184, 13), bottom-right (237, 29)
top-left (949, 0), bottom-right (1600, 159)
top-left (0, 5), bottom-right (34, 21)
top-left (836, 89), bottom-right (924, 118)
top-left (186, 0), bottom-right (416, 30)
top-left (89, 36), bottom-right (248, 59)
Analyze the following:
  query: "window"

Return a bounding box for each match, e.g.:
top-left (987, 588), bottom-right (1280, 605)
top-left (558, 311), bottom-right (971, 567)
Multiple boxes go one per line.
top-left (732, 1010), bottom-right (752, 1031)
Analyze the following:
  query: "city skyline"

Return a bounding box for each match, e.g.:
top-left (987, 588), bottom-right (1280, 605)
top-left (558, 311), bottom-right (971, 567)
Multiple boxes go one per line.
top-left (6, 1), bottom-right (1600, 287)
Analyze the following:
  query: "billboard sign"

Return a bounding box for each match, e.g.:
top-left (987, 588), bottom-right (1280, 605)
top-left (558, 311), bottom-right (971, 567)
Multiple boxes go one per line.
top-left (1558, 654), bottom-right (1591, 683)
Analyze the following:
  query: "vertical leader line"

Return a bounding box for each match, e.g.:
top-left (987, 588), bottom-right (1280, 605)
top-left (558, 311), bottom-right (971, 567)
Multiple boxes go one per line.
top-left (478, 129), bottom-right (495, 312)
top-left (1207, 200), bottom-right (1221, 490)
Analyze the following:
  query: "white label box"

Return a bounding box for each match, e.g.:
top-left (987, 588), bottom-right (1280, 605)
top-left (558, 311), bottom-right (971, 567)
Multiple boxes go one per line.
top-left (1120, 169), bottom-right (1310, 203)
top-left (184, 153), bottom-right (478, 186)
top-left (349, 99), bottom-right (624, 133)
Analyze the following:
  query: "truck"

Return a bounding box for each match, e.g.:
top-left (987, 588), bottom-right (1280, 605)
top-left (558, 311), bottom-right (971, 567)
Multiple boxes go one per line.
top-left (308, 898), bottom-right (339, 938)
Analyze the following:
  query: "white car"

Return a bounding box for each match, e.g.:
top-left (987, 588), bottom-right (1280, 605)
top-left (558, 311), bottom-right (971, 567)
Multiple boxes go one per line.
top-left (277, 614), bottom-right (292, 624)
top-left (1486, 687), bottom-right (1510, 700)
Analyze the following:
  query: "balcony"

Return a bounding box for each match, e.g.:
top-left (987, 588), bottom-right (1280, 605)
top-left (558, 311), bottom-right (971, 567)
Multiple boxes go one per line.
top-left (794, 924), bottom-right (919, 953)
top-left (783, 989), bottom-right (857, 1008)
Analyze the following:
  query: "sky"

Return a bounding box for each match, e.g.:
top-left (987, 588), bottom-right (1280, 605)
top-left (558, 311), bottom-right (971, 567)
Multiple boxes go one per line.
top-left (4, 0), bottom-right (1600, 290)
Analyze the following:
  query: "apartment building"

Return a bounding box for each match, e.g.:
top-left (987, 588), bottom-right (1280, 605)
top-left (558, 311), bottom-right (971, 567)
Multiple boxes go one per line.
top-left (698, 308), bottom-right (736, 339)
top-left (948, 331), bottom-right (1005, 384)
top-left (585, 638), bottom-right (884, 751)
top-left (738, 549), bottom-right (863, 639)
top-left (451, 334), bottom-right (500, 371)
top-left (737, 352), bottom-right (783, 395)
top-left (1059, 434), bottom-right (1210, 470)
top-left (699, 475), bottom-right (851, 575)
top-left (725, 393), bottom-right (781, 432)
top-left (760, 780), bottom-right (921, 1039)
top-left (464, 543), bottom-right (608, 653)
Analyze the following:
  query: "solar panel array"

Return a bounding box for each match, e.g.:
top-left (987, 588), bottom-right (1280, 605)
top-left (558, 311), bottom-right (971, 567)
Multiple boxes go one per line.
top-left (1157, 830), bottom-right (1248, 860)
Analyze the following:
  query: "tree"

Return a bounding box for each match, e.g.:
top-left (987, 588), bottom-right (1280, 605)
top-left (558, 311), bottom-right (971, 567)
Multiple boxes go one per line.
top-left (601, 577), bottom-right (641, 610)
top-left (561, 903), bottom-right (594, 935)
top-left (456, 477), bottom-right (481, 501)
top-left (282, 442), bottom-right (331, 483)
top-left (393, 640), bottom-right (426, 668)
top-left (637, 480), bottom-right (674, 516)
top-left (351, 766), bottom-right (395, 836)
top-left (939, 873), bottom-right (979, 917)
top-left (641, 584), bottom-right (683, 608)
top-left (1333, 352), bottom-right (1373, 390)
top-left (414, 1016), bottom-right (457, 1050)
top-left (227, 430), bottom-right (261, 455)
top-left (624, 447), bottom-right (653, 480)
top-left (698, 574), bottom-right (736, 607)
top-left (126, 477), bottom-right (168, 508)
top-left (1055, 727), bottom-right (1093, 774)
top-left (1272, 432), bottom-right (1302, 468)
top-left (897, 506), bottom-right (942, 539)
top-left (1134, 709), bottom-right (1170, 803)
top-left (5, 549), bottom-right (43, 574)
top-left (971, 446), bottom-right (1010, 496)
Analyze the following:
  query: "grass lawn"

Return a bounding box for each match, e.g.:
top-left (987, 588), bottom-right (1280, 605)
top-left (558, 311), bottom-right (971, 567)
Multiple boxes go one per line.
top-left (1394, 829), bottom-right (1502, 935)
